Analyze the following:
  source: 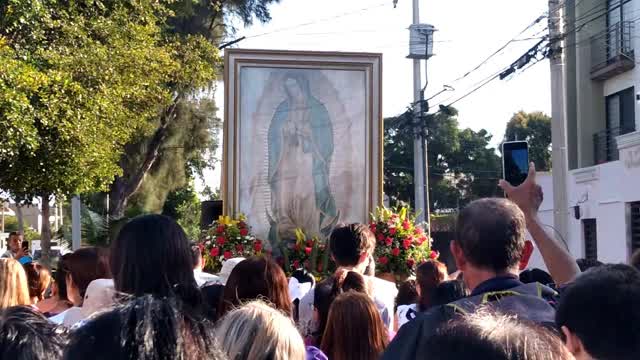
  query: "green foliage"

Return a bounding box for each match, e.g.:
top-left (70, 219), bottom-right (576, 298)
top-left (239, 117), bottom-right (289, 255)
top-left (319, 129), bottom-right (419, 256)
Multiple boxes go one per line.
top-left (0, 0), bottom-right (219, 202)
top-left (162, 184), bottom-right (202, 241)
top-left (2, 216), bottom-right (18, 232)
top-left (168, 0), bottom-right (281, 41)
top-left (23, 227), bottom-right (39, 241)
top-left (54, 201), bottom-right (133, 247)
top-left (127, 96), bottom-right (221, 213)
top-left (384, 106), bottom-right (501, 211)
top-left (504, 111), bottom-right (552, 171)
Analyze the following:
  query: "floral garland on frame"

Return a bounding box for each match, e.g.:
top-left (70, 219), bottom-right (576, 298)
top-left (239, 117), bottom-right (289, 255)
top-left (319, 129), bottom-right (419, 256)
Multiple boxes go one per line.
top-left (370, 206), bottom-right (438, 277)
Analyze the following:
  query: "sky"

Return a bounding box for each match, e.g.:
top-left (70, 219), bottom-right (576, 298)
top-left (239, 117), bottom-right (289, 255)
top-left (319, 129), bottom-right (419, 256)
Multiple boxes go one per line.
top-left (197, 0), bottom-right (552, 195)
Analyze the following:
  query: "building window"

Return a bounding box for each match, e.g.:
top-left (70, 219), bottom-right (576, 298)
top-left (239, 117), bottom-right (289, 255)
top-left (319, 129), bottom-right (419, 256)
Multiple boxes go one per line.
top-left (595, 87), bottom-right (636, 163)
top-left (631, 202), bottom-right (640, 253)
top-left (607, 87), bottom-right (635, 134)
top-left (607, 0), bottom-right (633, 27)
top-left (583, 219), bottom-right (598, 261)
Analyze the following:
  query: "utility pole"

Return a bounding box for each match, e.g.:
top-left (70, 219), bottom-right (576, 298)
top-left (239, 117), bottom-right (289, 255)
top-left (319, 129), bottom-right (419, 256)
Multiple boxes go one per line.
top-left (411, 0), bottom-right (425, 223)
top-left (549, 0), bottom-right (570, 244)
top-left (409, 0), bottom-right (435, 227)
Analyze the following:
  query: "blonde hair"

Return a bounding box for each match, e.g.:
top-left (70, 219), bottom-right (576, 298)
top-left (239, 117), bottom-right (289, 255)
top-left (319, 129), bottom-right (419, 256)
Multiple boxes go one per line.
top-left (0, 258), bottom-right (31, 308)
top-left (215, 300), bottom-right (306, 360)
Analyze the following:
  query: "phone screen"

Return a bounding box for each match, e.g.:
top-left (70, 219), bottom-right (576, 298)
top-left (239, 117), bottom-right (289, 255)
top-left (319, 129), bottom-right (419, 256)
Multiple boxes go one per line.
top-left (503, 141), bottom-right (529, 186)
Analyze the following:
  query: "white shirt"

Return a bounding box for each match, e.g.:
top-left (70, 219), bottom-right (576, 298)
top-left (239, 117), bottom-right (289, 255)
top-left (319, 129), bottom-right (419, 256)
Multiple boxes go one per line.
top-left (297, 274), bottom-right (398, 337)
top-left (194, 269), bottom-right (221, 287)
top-left (49, 307), bottom-right (83, 326)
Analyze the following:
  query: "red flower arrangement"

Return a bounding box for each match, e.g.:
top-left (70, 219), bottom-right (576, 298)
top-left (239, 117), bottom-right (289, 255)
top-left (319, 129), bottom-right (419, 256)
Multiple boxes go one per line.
top-left (199, 215), bottom-right (264, 272)
top-left (277, 228), bottom-right (333, 277)
top-left (371, 207), bottom-right (437, 277)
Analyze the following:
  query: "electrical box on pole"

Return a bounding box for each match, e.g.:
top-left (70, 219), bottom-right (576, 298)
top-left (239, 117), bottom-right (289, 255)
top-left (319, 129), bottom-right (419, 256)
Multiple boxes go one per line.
top-left (408, 24), bottom-right (436, 60)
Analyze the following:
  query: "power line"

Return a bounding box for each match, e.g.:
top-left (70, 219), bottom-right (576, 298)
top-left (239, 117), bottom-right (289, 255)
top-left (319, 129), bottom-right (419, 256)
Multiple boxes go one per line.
top-left (450, 13), bottom-right (548, 83)
top-left (243, 1), bottom-right (388, 40)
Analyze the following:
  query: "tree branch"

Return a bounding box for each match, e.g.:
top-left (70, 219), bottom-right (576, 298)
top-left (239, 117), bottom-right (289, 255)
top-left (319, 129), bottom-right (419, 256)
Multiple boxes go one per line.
top-left (110, 94), bottom-right (183, 217)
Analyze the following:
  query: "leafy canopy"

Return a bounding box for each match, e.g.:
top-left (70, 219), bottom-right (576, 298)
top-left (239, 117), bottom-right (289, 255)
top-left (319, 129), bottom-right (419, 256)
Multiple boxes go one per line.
top-left (0, 0), bottom-right (220, 199)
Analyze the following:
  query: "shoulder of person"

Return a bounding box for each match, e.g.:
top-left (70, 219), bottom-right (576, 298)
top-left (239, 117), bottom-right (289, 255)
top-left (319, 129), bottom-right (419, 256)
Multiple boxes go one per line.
top-left (382, 305), bottom-right (454, 360)
top-left (367, 276), bottom-right (399, 299)
top-left (446, 282), bottom-right (558, 325)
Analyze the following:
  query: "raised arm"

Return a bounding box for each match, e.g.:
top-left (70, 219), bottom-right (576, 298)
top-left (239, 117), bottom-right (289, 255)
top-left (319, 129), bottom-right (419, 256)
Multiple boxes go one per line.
top-left (499, 163), bottom-right (580, 286)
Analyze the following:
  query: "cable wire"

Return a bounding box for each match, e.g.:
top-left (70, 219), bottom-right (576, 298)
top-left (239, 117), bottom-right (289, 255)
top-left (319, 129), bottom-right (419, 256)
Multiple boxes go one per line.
top-left (243, 2), bottom-right (388, 40)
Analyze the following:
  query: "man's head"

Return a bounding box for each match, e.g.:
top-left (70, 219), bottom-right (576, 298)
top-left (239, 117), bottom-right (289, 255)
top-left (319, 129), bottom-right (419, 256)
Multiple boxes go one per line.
top-left (556, 264), bottom-right (640, 360)
top-left (7, 232), bottom-right (22, 252)
top-left (452, 198), bottom-right (532, 286)
top-left (329, 224), bottom-right (375, 270)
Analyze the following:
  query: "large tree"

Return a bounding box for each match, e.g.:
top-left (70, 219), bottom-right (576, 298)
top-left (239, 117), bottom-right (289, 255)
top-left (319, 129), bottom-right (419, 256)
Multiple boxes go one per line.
top-left (0, 0), bottom-right (218, 261)
top-left (504, 111), bottom-right (552, 171)
top-left (384, 106), bottom-right (501, 212)
top-left (109, 0), bottom-right (280, 218)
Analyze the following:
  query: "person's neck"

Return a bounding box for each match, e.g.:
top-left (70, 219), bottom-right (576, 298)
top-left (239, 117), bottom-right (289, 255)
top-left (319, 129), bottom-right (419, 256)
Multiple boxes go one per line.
top-left (463, 267), bottom-right (519, 293)
top-left (336, 265), bottom-right (364, 274)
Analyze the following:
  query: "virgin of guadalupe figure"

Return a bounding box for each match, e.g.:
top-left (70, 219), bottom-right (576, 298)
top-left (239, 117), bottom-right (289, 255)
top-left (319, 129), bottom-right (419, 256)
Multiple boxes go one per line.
top-left (267, 72), bottom-right (339, 245)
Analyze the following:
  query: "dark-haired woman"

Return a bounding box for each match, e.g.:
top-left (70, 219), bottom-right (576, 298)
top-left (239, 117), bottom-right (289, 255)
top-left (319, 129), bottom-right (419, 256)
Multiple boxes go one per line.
top-left (110, 215), bottom-right (202, 309)
top-left (49, 247), bottom-right (111, 326)
top-left (312, 270), bottom-right (369, 346)
top-left (396, 260), bottom-right (448, 329)
top-left (36, 257), bottom-right (72, 316)
top-left (321, 291), bottom-right (388, 360)
top-left (22, 262), bottom-right (51, 304)
top-left (64, 295), bottom-right (224, 360)
top-left (219, 256), bottom-right (291, 317)
top-left (0, 306), bottom-right (67, 360)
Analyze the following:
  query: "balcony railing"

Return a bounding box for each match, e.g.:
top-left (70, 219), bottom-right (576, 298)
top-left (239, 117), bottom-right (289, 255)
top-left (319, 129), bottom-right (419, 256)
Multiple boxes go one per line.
top-left (591, 21), bottom-right (635, 80)
top-left (593, 126), bottom-right (635, 164)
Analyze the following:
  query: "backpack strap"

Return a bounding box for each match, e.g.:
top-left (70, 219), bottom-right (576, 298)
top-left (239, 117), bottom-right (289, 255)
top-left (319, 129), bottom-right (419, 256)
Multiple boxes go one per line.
top-left (445, 282), bottom-right (559, 315)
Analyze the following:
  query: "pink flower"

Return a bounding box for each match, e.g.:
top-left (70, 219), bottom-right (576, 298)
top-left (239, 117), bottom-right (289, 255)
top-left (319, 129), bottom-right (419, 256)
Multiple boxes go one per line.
top-left (415, 227), bottom-right (424, 235)
top-left (216, 236), bottom-right (226, 246)
top-left (403, 221), bottom-right (411, 230)
top-left (239, 228), bottom-right (249, 237)
top-left (235, 244), bottom-right (244, 253)
top-left (210, 247), bottom-right (220, 257)
top-left (377, 233), bottom-right (385, 242)
top-left (378, 256), bottom-right (389, 265)
top-left (293, 243), bottom-right (301, 252)
top-left (370, 223), bottom-right (377, 232)
top-left (430, 250), bottom-right (439, 259)
top-left (402, 238), bottom-right (412, 250)
top-left (216, 225), bottom-right (225, 234)
top-left (406, 259), bottom-right (415, 268)
top-left (385, 237), bottom-right (393, 246)
top-left (306, 239), bottom-right (314, 247)
top-left (389, 228), bottom-right (397, 235)
top-left (254, 241), bottom-right (262, 253)
top-left (304, 247), bottom-right (313, 256)
top-left (392, 248), bottom-right (400, 257)
top-left (293, 260), bottom-right (300, 269)
top-left (223, 251), bottom-right (232, 260)
top-left (418, 235), bottom-right (428, 245)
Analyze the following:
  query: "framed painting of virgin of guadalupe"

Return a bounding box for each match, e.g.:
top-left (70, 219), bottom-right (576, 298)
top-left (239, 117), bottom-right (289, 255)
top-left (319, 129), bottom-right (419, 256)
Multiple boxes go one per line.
top-left (223, 49), bottom-right (383, 249)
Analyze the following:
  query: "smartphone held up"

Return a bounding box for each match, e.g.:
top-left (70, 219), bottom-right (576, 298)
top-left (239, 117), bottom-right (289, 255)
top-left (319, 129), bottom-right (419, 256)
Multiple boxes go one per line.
top-left (502, 141), bottom-right (529, 187)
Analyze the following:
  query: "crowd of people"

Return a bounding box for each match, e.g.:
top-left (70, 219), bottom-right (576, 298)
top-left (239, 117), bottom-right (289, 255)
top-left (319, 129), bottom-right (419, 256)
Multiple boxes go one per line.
top-left (1, 164), bottom-right (640, 360)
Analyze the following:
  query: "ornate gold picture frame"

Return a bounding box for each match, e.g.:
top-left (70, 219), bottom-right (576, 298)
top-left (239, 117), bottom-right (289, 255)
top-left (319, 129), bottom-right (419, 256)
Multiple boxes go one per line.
top-left (223, 49), bottom-right (383, 247)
